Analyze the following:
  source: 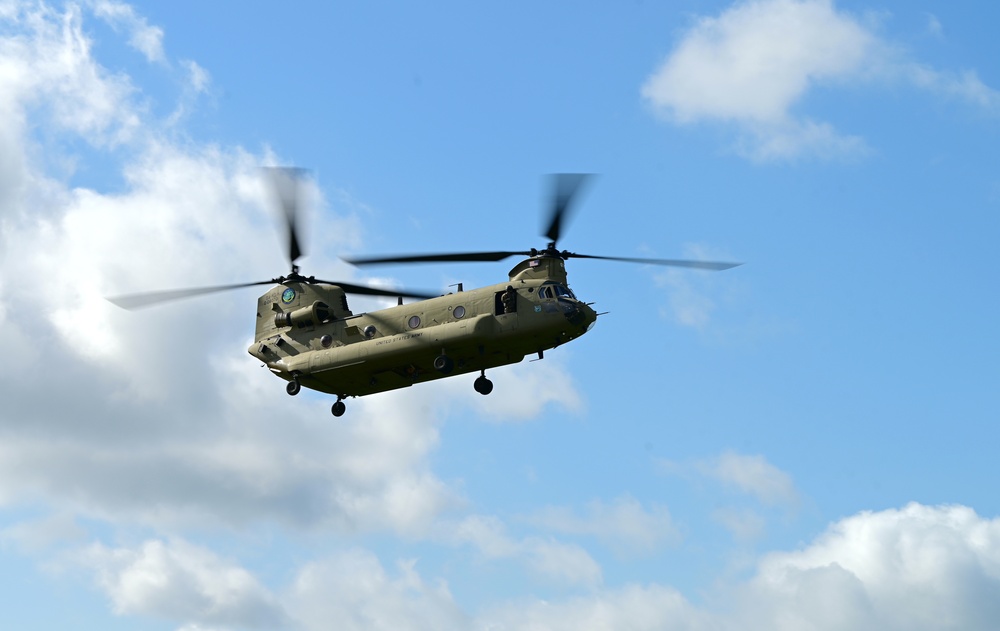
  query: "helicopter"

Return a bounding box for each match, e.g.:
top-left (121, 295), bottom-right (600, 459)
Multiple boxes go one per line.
top-left (109, 169), bottom-right (740, 417)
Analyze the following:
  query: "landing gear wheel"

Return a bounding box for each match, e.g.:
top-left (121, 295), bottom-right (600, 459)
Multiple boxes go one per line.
top-left (433, 354), bottom-right (455, 374)
top-left (286, 378), bottom-right (301, 396)
top-left (474, 372), bottom-right (493, 395)
top-left (331, 399), bottom-right (346, 417)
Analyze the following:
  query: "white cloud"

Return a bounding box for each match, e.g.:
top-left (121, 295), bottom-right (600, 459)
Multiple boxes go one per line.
top-left (452, 514), bottom-right (603, 587)
top-left (0, 513), bottom-right (88, 552)
top-left (288, 549), bottom-right (468, 631)
top-left (904, 65), bottom-right (1000, 110)
top-left (654, 244), bottom-right (741, 330)
top-left (0, 1), bottom-right (451, 539)
top-left (61, 504), bottom-right (1000, 631)
top-left (713, 506), bottom-right (768, 542)
top-left (700, 450), bottom-right (800, 507)
top-left (56, 503), bottom-right (1000, 631)
top-left (91, 0), bottom-right (166, 63)
top-left (479, 583), bottom-right (705, 631)
top-left (642, 0), bottom-right (1000, 161)
top-left (736, 503), bottom-right (1000, 630)
top-left (644, 0), bottom-right (874, 125)
top-left (80, 538), bottom-right (288, 629)
top-left (924, 13), bottom-right (944, 39)
top-left (0, 0), bottom-right (587, 547)
top-left (481, 503), bottom-right (1000, 631)
top-left (659, 450), bottom-right (800, 510)
top-left (526, 495), bottom-right (679, 555)
top-left (657, 269), bottom-right (717, 329)
top-left (0, 1), bottom-right (140, 147)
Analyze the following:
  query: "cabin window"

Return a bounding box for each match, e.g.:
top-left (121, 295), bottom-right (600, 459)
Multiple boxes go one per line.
top-left (495, 287), bottom-right (517, 315)
top-left (453, 305), bottom-right (466, 319)
top-left (408, 315), bottom-right (421, 329)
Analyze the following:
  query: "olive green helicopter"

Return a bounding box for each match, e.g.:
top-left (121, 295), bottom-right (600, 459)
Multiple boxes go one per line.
top-left (109, 169), bottom-right (740, 417)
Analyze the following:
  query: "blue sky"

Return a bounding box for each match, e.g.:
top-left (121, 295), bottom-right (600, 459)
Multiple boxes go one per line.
top-left (2, 1), bottom-right (999, 629)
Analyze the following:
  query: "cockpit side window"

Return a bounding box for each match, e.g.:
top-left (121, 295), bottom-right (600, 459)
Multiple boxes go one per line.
top-left (539, 286), bottom-right (553, 299)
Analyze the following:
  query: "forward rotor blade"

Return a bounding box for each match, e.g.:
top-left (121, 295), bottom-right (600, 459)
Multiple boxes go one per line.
top-left (565, 253), bottom-right (742, 270)
top-left (107, 280), bottom-right (276, 310)
top-left (544, 173), bottom-right (592, 245)
top-left (265, 167), bottom-right (307, 265)
top-left (345, 251), bottom-right (531, 266)
top-left (310, 279), bottom-right (439, 299)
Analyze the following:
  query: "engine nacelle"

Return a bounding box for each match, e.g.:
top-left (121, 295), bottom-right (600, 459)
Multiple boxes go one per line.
top-left (273, 301), bottom-right (332, 329)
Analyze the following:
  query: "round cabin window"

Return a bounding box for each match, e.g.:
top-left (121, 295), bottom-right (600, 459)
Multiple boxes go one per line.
top-left (453, 305), bottom-right (466, 319)
top-left (408, 315), bottom-right (421, 329)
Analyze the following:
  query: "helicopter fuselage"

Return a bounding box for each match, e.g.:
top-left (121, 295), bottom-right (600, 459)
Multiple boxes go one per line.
top-left (109, 171), bottom-right (738, 418)
top-left (248, 255), bottom-right (597, 405)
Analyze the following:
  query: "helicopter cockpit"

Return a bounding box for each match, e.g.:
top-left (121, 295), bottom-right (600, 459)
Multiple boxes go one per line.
top-left (538, 283), bottom-right (577, 301)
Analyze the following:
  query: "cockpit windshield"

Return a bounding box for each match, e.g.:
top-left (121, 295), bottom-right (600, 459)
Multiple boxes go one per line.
top-left (543, 284), bottom-right (576, 300)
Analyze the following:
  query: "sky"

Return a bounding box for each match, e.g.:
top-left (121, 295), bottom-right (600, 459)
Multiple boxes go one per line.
top-left (1, 0), bottom-right (999, 629)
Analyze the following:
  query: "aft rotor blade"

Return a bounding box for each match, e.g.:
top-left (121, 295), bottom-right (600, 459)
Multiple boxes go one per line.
top-left (344, 251), bottom-right (531, 265)
top-left (107, 280), bottom-right (276, 310)
top-left (310, 279), bottom-right (439, 299)
top-left (265, 167), bottom-right (307, 265)
top-left (566, 253), bottom-right (742, 270)
top-left (544, 173), bottom-right (592, 245)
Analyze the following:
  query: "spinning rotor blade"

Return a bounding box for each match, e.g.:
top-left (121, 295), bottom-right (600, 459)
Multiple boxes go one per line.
top-left (343, 173), bottom-right (741, 273)
top-left (107, 166), bottom-right (444, 311)
top-left (107, 280), bottom-right (276, 310)
top-left (109, 278), bottom-right (438, 310)
top-left (309, 280), bottom-right (438, 299)
top-left (345, 251), bottom-right (531, 266)
top-left (265, 167), bottom-right (307, 266)
top-left (544, 173), bottom-right (592, 245)
top-left (565, 253), bottom-right (742, 270)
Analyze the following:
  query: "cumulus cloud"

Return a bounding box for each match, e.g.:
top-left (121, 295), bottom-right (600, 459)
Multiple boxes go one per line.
top-left (482, 503), bottom-right (1000, 631)
top-left (79, 538), bottom-right (289, 629)
top-left (0, 1), bottom-right (140, 148)
top-left (61, 502), bottom-right (1000, 631)
top-left (479, 583), bottom-right (705, 631)
top-left (642, 0), bottom-right (1000, 161)
top-left (287, 549), bottom-right (469, 631)
top-left (0, 513), bottom-right (88, 552)
top-left (737, 503), bottom-right (1000, 630)
top-left (0, 0), bottom-right (592, 542)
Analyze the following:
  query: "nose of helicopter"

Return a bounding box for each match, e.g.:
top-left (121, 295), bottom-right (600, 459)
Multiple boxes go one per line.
top-left (580, 302), bottom-right (598, 332)
top-left (563, 300), bottom-right (598, 334)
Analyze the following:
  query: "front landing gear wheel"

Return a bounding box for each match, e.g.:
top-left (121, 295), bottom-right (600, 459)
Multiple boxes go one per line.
top-left (433, 353), bottom-right (455, 374)
top-left (332, 399), bottom-right (346, 417)
top-left (286, 378), bottom-right (301, 396)
top-left (474, 371), bottom-right (493, 395)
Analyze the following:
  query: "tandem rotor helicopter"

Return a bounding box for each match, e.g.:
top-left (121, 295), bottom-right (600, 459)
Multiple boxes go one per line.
top-left (109, 169), bottom-right (740, 417)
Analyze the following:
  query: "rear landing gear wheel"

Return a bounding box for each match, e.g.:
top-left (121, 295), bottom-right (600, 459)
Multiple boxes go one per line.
top-left (332, 399), bottom-right (346, 417)
top-left (474, 371), bottom-right (493, 395)
top-left (286, 378), bottom-right (301, 396)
